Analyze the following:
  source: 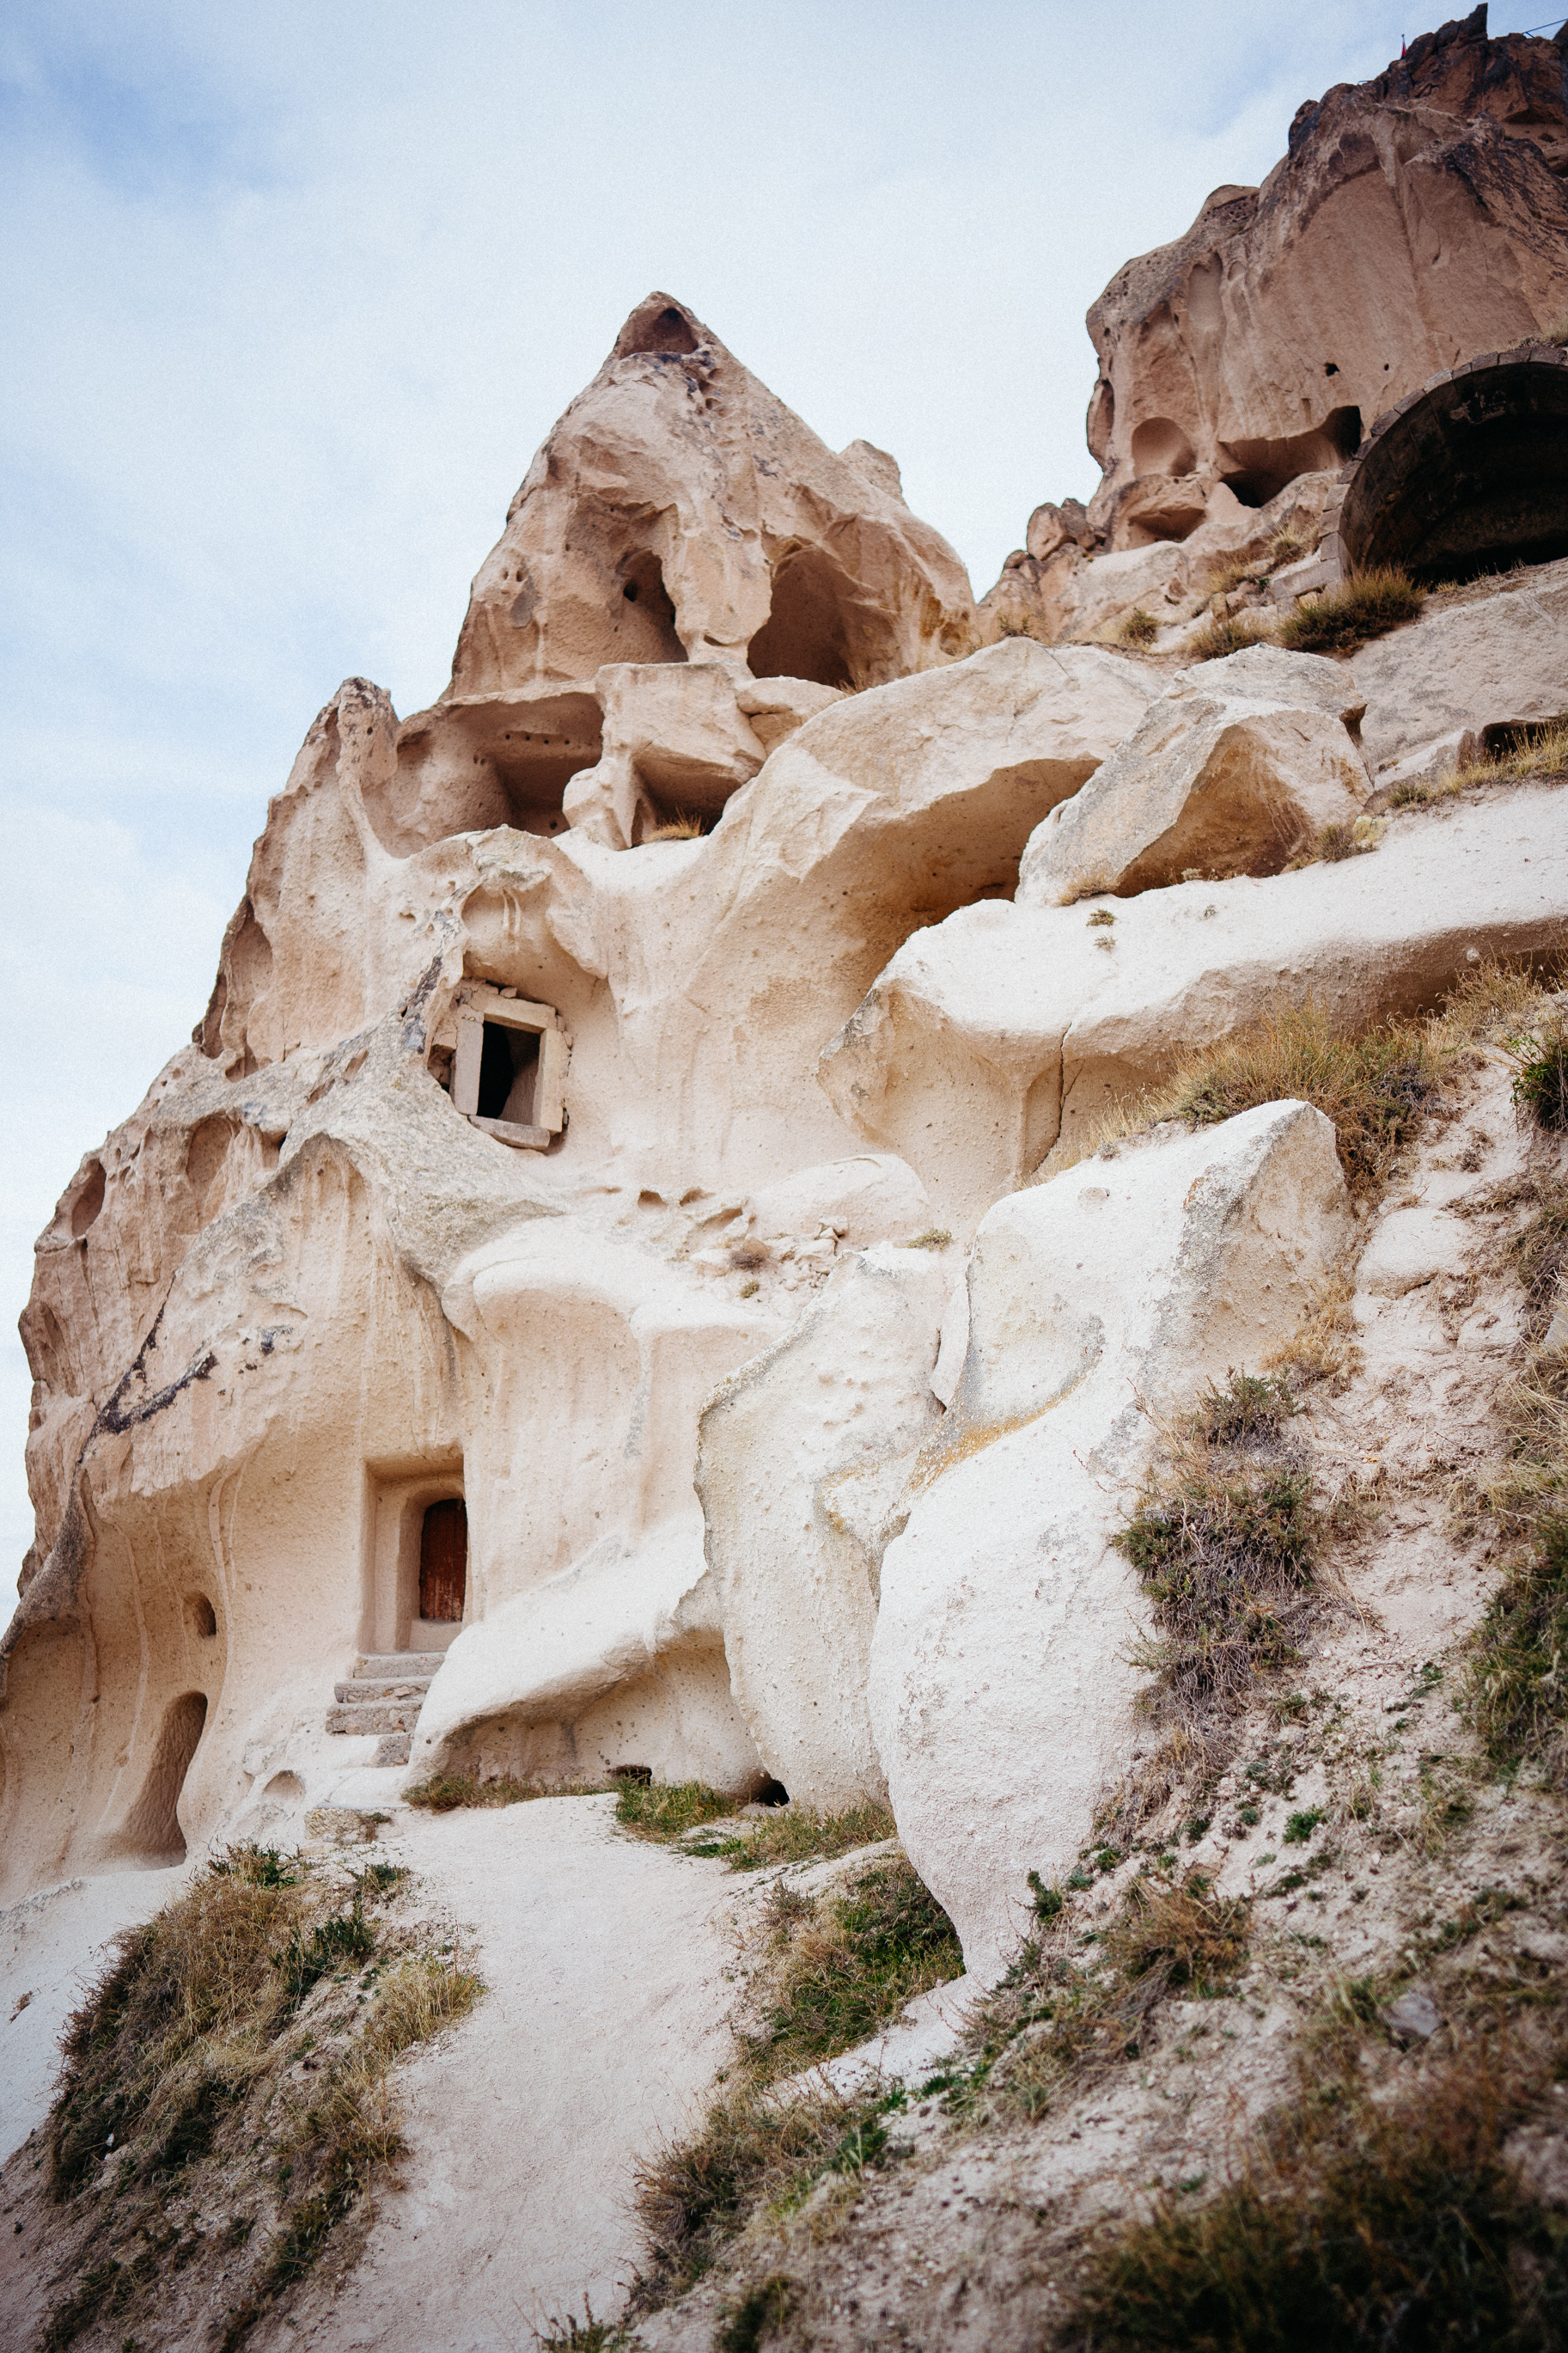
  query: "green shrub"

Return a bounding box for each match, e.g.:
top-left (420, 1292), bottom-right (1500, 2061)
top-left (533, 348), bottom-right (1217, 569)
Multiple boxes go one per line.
top-left (1470, 1518), bottom-right (1568, 1775)
top-left (1277, 565), bottom-right (1423, 655)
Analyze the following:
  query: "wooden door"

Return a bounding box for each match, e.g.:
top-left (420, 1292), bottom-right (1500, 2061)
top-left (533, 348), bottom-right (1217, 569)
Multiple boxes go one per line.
top-left (419, 1499), bottom-right (467, 1623)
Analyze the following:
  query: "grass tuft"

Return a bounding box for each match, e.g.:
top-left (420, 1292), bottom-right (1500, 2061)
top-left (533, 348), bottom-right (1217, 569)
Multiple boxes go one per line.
top-left (1113, 1368), bottom-right (1324, 1727)
top-left (613, 1780), bottom-right (743, 1842)
top-left (1277, 565), bottom-right (1423, 655)
top-left (735, 1857), bottom-right (961, 2082)
top-left (405, 1769), bottom-right (601, 1811)
top-left (1187, 611), bottom-right (1273, 663)
top-left (38, 1842), bottom-right (480, 2351)
top-left (1118, 607), bottom-right (1159, 647)
top-left (1061, 2042), bottom-right (1567, 2350)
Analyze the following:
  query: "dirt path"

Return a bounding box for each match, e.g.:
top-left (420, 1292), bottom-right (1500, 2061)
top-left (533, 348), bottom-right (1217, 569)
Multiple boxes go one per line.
top-left (282, 1790), bottom-right (741, 2352)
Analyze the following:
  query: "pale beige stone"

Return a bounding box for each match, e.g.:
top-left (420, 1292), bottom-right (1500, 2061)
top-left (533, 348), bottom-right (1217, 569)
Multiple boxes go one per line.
top-left (1020, 645), bottom-right (1370, 902)
top-left (869, 1101), bottom-right (1351, 1979)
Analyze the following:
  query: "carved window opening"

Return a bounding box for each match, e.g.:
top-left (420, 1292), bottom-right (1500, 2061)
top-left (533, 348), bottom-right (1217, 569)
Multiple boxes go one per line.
top-left (419, 1499), bottom-right (468, 1625)
top-left (440, 984), bottom-right (570, 1151)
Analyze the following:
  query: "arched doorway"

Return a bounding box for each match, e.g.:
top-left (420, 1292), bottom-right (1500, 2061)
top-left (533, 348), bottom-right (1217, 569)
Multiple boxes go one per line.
top-left (419, 1499), bottom-right (468, 1624)
top-left (123, 1690), bottom-right (208, 1861)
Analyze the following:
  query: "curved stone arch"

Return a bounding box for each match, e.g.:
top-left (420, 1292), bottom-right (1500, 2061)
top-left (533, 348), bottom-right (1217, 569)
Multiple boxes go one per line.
top-left (1318, 345), bottom-right (1568, 587)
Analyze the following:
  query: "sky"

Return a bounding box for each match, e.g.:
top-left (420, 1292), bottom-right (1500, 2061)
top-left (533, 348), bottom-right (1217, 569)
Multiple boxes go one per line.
top-left (1, 0), bottom-right (1559, 1582)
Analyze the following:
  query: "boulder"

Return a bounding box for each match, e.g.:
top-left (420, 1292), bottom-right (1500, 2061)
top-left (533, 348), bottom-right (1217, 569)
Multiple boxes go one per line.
top-left (698, 1246), bottom-right (949, 1807)
top-left (562, 663), bottom-right (768, 848)
top-left (1019, 645), bottom-right (1370, 903)
top-left (405, 1514), bottom-right (762, 1792)
top-left (821, 786), bottom-right (1568, 1231)
top-left (868, 1100), bottom-right (1351, 1978)
top-left (1083, 19), bottom-right (1568, 551)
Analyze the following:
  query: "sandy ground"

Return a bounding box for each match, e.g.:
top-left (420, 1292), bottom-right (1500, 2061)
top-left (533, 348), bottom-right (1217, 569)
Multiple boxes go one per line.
top-left (277, 1792), bottom-right (744, 2352)
top-left (1, 1864), bottom-right (189, 2162)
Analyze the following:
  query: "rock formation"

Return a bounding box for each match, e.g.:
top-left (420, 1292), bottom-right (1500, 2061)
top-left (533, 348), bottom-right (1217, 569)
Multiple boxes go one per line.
top-left (6, 0), bottom-right (1568, 2087)
top-left (983, 9), bottom-right (1568, 645)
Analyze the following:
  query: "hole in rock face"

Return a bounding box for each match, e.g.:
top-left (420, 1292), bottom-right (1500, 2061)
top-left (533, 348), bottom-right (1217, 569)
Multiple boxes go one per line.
top-left (476, 1022), bottom-right (541, 1124)
top-left (623, 305), bottom-right (700, 358)
top-left (265, 1770), bottom-right (304, 1802)
top-left (1129, 416), bottom-right (1197, 478)
top-left (70, 1159), bottom-right (106, 1239)
top-left (1337, 356), bottom-right (1568, 583)
top-left (608, 1763), bottom-right (654, 1787)
top-left (613, 550), bottom-right (685, 662)
top-left (748, 547), bottom-right (862, 688)
top-left (419, 1499), bottom-right (467, 1625)
top-left (753, 1778), bottom-right (790, 1807)
top-left (125, 1691), bottom-right (208, 1862)
top-left (184, 1593), bottom-right (218, 1640)
top-left (1219, 406), bottom-right (1363, 505)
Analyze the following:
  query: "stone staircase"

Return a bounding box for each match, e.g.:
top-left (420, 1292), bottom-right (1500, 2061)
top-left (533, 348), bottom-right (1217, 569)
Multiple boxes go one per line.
top-left (326, 1652), bottom-right (447, 1768)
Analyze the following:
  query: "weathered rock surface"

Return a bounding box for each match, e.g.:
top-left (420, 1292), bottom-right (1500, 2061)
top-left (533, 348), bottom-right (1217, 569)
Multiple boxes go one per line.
top-left (1353, 556), bottom-right (1568, 781)
top-left (1020, 645), bottom-right (1370, 902)
top-left (1084, 14), bottom-right (1568, 551)
top-left (697, 1246), bottom-right (949, 1808)
top-left (446, 292), bottom-right (973, 697)
top-left (869, 1100), bottom-right (1351, 1979)
top-left (821, 785), bottom-right (1568, 1231)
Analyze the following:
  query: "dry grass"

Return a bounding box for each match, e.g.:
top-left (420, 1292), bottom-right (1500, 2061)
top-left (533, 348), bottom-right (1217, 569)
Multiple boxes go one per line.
top-left (1117, 608), bottom-right (1159, 647)
top-left (405, 1769), bottom-right (602, 1810)
top-left (1062, 2036), bottom-right (1568, 2350)
top-left (631, 2075), bottom-right (902, 2310)
top-left (1069, 965), bottom-right (1565, 1195)
top-left (36, 1843), bottom-right (480, 2351)
top-left (1112, 1371), bottom-right (1328, 1729)
top-left (686, 1800), bottom-right (899, 1873)
top-left (1186, 611), bottom-right (1274, 662)
top-left (641, 815), bottom-right (708, 843)
top-left (1277, 565), bottom-right (1423, 655)
top-left (1284, 815), bottom-right (1382, 869)
top-left (627, 1849), bottom-right (958, 2310)
top-left (1391, 716), bottom-right (1568, 809)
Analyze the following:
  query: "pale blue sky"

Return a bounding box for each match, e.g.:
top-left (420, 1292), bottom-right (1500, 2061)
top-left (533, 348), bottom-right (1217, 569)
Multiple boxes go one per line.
top-left (2, 0), bottom-right (1557, 1580)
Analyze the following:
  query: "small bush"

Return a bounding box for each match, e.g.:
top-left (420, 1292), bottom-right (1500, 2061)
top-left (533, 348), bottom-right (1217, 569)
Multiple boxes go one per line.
top-left (1512, 1029), bottom-right (1568, 1133)
top-left (1187, 612), bottom-right (1273, 662)
top-left (1118, 607), bottom-right (1159, 647)
top-left (1277, 565), bottom-right (1423, 655)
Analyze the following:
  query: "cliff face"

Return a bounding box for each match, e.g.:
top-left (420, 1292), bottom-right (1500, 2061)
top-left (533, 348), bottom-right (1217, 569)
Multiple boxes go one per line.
top-left (1084, 9), bottom-right (1568, 552)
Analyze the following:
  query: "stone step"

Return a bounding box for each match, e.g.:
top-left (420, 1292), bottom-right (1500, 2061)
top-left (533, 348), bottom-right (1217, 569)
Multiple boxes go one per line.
top-left (326, 1699), bottom-right (424, 1735)
top-left (373, 1732), bottom-right (412, 1767)
top-left (333, 1678), bottom-right (433, 1704)
top-left (356, 1653), bottom-right (448, 1678)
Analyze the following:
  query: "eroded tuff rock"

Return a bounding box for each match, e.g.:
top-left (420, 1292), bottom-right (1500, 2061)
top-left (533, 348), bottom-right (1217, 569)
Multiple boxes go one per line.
top-left (870, 1100), bottom-right (1351, 1977)
top-left (1085, 9), bottom-right (1568, 550)
top-left (1021, 645), bottom-right (1370, 902)
top-left (982, 11), bottom-right (1568, 644)
top-left (7, 174), bottom-right (1568, 2141)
